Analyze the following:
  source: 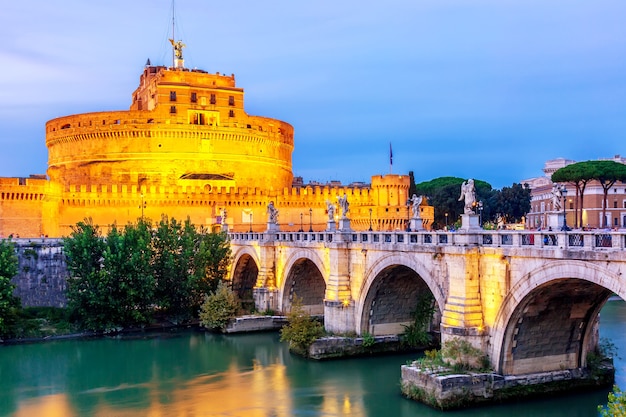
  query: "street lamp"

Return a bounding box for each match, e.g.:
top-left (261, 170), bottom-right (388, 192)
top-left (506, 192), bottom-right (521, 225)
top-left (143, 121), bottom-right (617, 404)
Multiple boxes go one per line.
top-left (561, 185), bottom-right (568, 231)
top-left (369, 208), bottom-right (373, 231)
top-left (299, 212), bottom-right (303, 232)
top-left (139, 194), bottom-right (146, 219)
top-left (445, 213), bottom-right (448, 230)
top-left (249, 212), bottom-right (253, 233)
top-left (309, 208), bottom-right (313, 232)
top-left (478, 201), bottom-right (483, 227)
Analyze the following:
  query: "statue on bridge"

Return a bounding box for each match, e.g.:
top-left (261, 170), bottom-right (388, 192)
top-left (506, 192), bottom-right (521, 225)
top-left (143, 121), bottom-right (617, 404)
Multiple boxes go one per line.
top-left (337, 194), bottom-right (350, 219)
top-left (459, 179), bottom-right (476, 214)
top-left (326, 200), bottom-right (335, 221)
top-left (410, 194), bottom-right (423, 218)
top-left (551, 184), bottom-right (562, 212)
top-left (267, 201), bottom-right (279, 224)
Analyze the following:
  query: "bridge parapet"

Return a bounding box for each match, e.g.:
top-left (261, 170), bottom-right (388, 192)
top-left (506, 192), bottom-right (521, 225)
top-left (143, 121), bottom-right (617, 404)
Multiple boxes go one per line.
top-left (228, 230), bottom-right (626, 252)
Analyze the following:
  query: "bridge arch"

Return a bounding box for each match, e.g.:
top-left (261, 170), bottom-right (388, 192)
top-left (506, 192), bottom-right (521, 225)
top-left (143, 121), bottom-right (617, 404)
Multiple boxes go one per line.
top-left (355, 254), bottom-right (445, 337)
top-left (278, 249), bottom-right (328, 315)
top-left (491, 260), bottom-right (622, 375)
top-left (230, 247), bottom-right (260, 311)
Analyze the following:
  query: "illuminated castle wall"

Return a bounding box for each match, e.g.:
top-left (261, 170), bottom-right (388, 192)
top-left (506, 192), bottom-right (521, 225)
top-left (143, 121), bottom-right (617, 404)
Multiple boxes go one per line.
top-left (0, 55), bottom-right (431, 237)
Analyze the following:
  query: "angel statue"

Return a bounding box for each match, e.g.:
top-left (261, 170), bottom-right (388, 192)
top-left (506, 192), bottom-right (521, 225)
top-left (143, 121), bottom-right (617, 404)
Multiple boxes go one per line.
top-left (458, 179), bottom-right (476, 214)
top-left (410, 194), bottom-right (423, 218)
top-left (551, 184), bottom-right (562, 212)
top-left (326, 200), bottom-right (335, 221)
top-left (169, 39), bottom-right (186, 59)
top-left (337, 194), bottom-right (350, 219)
top-left (267, 201), bottom-right (279, 224)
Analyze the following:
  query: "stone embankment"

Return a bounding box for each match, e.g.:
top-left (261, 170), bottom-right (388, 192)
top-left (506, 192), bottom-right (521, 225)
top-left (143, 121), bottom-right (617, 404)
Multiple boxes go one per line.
top-left (400, 361), bottom-right (614, 410)
top-left (224, 316), bottom-right (287, 333)
top-left (11, 239), bottom-right (67, 307)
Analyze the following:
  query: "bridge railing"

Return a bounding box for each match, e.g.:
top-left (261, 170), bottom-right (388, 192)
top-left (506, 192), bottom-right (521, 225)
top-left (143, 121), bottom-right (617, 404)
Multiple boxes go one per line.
top-left (228, 230), bottom-right (626, 250)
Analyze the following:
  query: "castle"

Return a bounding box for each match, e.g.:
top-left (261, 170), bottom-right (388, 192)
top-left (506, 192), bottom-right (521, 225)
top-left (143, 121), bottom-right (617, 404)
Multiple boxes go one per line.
top-left (0, 41), bottom-right (432, 238)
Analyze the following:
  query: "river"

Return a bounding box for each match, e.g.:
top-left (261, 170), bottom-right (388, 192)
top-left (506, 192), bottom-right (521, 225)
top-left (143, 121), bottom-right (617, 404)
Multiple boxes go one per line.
top-left (1, 299), bottom-right (625, 417)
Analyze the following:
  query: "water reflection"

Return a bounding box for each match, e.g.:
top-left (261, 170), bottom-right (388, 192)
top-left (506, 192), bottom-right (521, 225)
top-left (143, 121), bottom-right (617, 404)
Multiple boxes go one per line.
top-left (1, 300), bottom-right (625, 416)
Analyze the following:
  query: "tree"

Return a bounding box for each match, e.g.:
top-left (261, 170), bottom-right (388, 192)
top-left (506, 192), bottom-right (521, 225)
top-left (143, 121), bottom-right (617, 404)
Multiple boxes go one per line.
top-left (494, 183), bottom-right (531, 223)
top-left (152, 216), bottom-right (231, 319)
top-left (408, 171), bottom-right (417, 198)
top-left (102, 220), bottom-right (155, 327)
top-left (415, 177), bottom-right (495, 228)
top-left (152, 216), bottom-right (197, 319)
top-left (193, 230), bottom-right (232, 306)
top-left (65, 216), bottom-right (232, 330)
top-left (64, 219), bottom-right (108, 331)
top-left (65, 219), bottom-right (155, 331)
top-left (591, 161), bottom-right (626, 228)
top-left (0, 238), bottom-right (20, 337)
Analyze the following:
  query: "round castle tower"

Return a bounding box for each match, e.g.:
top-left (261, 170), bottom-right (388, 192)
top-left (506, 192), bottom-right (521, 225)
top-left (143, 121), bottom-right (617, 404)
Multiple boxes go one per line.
top-left (46, 64), bottom-right (294, 192)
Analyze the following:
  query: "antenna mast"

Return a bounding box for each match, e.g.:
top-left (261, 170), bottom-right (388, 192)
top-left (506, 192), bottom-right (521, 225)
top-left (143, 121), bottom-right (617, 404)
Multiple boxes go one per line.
top-left (168, 0), bottom-right (186, 69)
top-left (171, 0), bottom-right (175, 67)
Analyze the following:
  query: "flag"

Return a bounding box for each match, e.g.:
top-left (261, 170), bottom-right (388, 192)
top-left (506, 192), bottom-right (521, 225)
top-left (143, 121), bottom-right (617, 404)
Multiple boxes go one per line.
top-left (389, 143), bottom-right (393, 166)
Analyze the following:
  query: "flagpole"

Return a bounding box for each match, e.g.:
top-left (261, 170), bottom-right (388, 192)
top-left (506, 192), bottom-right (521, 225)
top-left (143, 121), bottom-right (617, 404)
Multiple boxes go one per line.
top-left (389, 143), bottom-right (393, 174)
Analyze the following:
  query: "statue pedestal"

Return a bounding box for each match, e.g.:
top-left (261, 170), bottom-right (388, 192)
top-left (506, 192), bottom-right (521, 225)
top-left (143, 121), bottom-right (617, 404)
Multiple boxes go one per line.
top-left (338, 218), bottom-right (351, 232)
top-left (460, 214), bottom-right (481, 232)
top-left (326, 220), bottom-right (336, 231)
top-left (410, 217), bottom-right (424, 231)
top-left (266, 223), bottom-right (279, 233)
top-left (547, 213), bottom-right (564, 230)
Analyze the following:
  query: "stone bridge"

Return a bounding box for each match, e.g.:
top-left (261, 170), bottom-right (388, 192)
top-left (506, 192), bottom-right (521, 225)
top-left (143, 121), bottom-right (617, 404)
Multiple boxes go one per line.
top-left (228, 226), bottom-right (626, 376)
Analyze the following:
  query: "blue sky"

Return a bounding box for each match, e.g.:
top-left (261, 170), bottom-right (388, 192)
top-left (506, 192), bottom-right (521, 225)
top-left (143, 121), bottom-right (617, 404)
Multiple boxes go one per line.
top-left (1, 1), bottom-right (625, 189)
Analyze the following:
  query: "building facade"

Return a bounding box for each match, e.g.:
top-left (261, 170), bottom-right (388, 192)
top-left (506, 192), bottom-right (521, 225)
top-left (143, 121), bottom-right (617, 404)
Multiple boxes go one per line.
top-left (524, 156), bottom-right (626, 230)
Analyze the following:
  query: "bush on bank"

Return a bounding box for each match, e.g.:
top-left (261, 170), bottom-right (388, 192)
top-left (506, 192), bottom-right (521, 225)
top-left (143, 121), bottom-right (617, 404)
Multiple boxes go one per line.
top-left (199, 281), bottom-right (240, 330)
top-left (280, 296), bottom-right (324, 356)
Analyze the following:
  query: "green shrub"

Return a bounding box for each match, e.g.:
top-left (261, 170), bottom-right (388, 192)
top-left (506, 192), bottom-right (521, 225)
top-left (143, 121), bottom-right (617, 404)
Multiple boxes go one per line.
top-left (199, 281), bottom-right (239, 330)
top-left (362, 332), bottom-right (375, 347)
top-left (402, 293), bottom-right (435, 347)
top-left (280, 296), bottom-right (324, 354)
top-left (441, 337), bottom-right (490, 371)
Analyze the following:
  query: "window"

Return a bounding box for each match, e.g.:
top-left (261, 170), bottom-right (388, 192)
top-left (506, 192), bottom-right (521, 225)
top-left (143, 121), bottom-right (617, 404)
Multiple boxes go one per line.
top-left (210, 94), bottom-right (216, 104)
top-left (623, 200), bottom-right (626, 209)
top-left (569, 202), bottom-right (574, 209)
top-left (170, 106), bottom-right (177, 114)
top-left (191, 92), bottom-right (197, 103)
top-left (229, 110), bottom-right (235, 118)
top-left (170, 91), bottom-right (177, 101)
top-left (614, 201), bottom-right (618, 208)
top-left (228, 96), bottom-right (235, 106)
